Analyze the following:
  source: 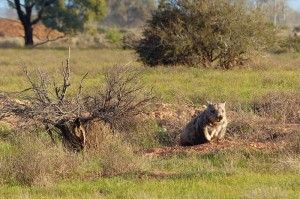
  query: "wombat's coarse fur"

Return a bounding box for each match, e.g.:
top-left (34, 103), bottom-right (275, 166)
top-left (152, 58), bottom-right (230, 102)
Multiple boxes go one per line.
top-left (180, 102), bottom-right (228, 146)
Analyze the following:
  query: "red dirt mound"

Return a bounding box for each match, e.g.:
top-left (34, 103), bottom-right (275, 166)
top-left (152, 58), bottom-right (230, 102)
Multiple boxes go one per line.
top-left (0, 18), bottom-right (64, 40)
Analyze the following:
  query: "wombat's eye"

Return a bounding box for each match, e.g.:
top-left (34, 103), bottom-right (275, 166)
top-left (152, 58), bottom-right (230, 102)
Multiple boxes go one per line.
top-left (211, 110), bottom-right (215, 113)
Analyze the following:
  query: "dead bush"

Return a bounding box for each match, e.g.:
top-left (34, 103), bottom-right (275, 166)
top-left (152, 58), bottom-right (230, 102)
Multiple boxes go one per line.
top-left (251, 92), bottom-right (300, 124)
top-left (1, 49), bottom-right (155, 151)
top-left (86, 65), bottom-right (156, 132)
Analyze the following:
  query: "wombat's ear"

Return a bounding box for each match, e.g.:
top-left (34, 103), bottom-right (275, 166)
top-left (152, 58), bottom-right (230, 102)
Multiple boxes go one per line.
top-left (206, 100), bottom-right (212, 105)
top-left (220, 102), bottom-right (226, 108)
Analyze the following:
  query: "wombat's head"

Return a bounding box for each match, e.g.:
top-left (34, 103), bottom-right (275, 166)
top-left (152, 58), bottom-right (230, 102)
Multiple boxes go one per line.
top-left (206, 102), bottom-right (226, 123)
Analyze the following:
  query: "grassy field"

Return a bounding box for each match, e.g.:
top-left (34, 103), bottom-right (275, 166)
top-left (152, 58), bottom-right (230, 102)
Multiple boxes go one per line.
top-left (1, 48), bottom-right (300, 105)
top-left (0, 48), bottom-right (300, 198)
top-left (0, 145), bottom-right (299, 198)
top-left (1, 173), bottom-right (299, 198)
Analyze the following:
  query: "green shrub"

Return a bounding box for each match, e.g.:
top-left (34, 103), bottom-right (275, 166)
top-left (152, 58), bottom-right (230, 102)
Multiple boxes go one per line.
top-left (136, 0), bottom-right (273, 68)
top-left (0, 122), bottom-right (12, 140)
top-left (156, 126), bottom-right (178, 147)
top-left (285, 37), bottom-right (300, 52)
top-left (105, 27), bottom-right (123, 44)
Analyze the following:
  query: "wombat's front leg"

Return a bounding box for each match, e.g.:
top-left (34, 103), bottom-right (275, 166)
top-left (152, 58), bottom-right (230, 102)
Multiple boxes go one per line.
top-left (204, 127), bottom-right (212, 141)
top-left (217, 126), bottom-right (226, 140)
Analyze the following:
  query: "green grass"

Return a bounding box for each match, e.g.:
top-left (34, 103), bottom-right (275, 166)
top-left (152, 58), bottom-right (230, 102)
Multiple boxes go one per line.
top-left (1, 49), bottom-right (300, 106)
top-left (1, 155), bottom-right (299, 198)
top-left (143, 66), bottom-right (300, 105)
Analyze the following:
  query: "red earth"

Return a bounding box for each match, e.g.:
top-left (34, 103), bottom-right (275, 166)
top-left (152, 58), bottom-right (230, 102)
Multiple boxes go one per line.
top-left (0, 18), bottom-right (64, 41)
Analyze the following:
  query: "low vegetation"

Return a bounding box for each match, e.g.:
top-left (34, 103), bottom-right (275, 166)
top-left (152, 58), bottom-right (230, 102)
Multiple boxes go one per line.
top-left (0, 49), bottom-right (300, 198)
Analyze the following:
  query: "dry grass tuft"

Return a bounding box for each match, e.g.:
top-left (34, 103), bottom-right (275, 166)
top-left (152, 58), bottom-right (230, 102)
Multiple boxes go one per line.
top-left (1, 133), bottom-right (81, 186)
top-left (84, 119), bottom-right (149, 177)
top-left (242, 187), bottom-right (289, 199)
top-left (252, 91), bottom-right (300, 124)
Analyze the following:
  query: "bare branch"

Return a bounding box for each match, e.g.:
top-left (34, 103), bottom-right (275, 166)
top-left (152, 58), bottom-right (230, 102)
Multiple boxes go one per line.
top-left (34, 30), bottom-right (66, 47)
top-left (87, 65), bottom-right (156, 129)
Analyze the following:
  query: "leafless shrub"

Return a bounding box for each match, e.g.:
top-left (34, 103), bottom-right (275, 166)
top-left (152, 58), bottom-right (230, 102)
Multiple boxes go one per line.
top-left (3, 49), bottom-right (89, 151)
top-left (1, 49), bottom-right (155, 151)
top-left (85, 65), bottom-right (156, 131)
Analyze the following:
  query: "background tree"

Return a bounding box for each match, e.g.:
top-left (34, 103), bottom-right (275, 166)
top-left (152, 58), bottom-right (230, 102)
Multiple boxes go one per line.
top-left (249, 0), bottom-right (287, 25)
top-left (136, 0), bottom-right (273, 68)
top-left (7, 0), bottom-right (106, 46)
top-left (104, 0), bottom-right (157, 28)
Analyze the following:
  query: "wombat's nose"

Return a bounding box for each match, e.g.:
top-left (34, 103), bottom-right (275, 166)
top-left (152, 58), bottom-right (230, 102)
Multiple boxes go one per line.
top-left (218, 116), bottom-right (223, 120)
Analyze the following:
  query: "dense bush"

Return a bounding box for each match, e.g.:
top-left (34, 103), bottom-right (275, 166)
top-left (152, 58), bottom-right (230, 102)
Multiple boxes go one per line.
top-left (136, 0), bottom-right (273, 69)
top-left (122, 31), bottom-right (140, 49)
top-left (283, 37), bottom-right (300, 52)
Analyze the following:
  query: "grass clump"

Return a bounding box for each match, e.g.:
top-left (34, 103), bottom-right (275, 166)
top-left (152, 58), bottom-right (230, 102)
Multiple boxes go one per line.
top-left (0, 122), bottom-right (12, 140)
top-left (85, 119), bottom-right (148, 177)
top-left (252, 91), bottom-right (300, 123)
top-left (0, 133), bottom-right (82, 186)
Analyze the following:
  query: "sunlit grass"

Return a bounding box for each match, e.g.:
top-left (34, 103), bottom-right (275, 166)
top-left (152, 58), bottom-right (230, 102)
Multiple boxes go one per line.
top-left (1, 168), bottom-right (299, 198)
top-left (143, 66), bottom-right (300, 105)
